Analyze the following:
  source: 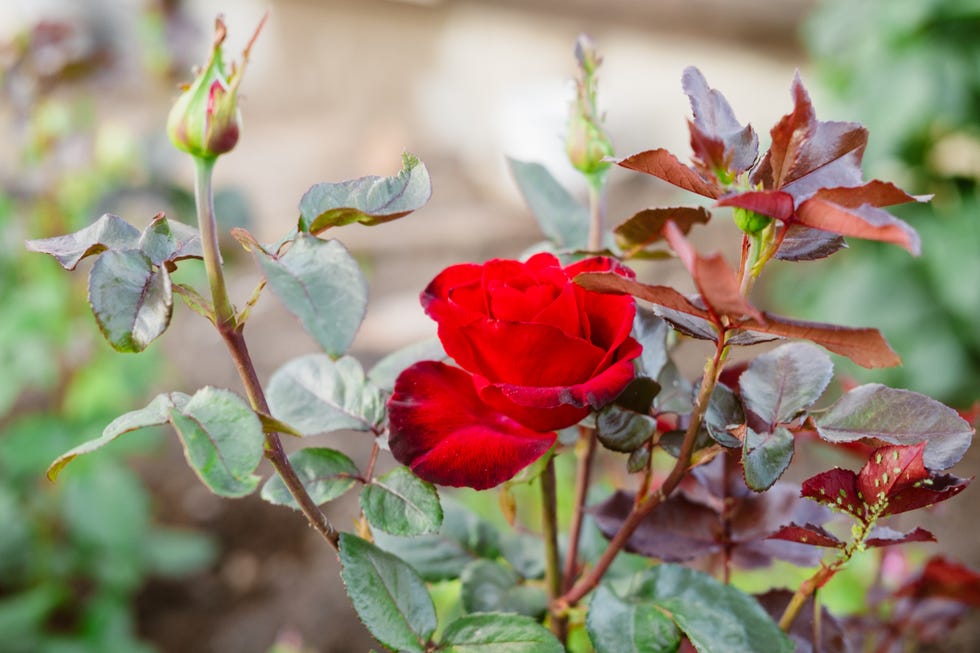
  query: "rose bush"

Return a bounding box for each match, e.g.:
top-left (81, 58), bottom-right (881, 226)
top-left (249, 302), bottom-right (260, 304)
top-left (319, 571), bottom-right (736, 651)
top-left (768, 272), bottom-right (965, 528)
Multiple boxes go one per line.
top-left (388, 253), bottom-right (640, 489)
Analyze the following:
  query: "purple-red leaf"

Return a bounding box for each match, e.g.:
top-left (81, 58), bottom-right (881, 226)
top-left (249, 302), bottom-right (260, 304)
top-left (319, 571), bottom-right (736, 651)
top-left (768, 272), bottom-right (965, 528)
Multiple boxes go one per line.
top-left (717, 191), bottom-right (795, 223)
top-left (795, 197), bottom-right (921, 255)
top-left (682, 66), bottom-right (758, 176)
top-left (752, 73), bottom-right (867, 197)
top-left (801, 467), bottom-right (865, 519)
top-left (617, 148), bottom-right (723, 199)
top-left (865, 525), bottom-right (936, 548)
top-left (774, 225), bottom-right (846, 261)
top-left (768, 523), bottom-right (845, 549)
top-left (614, 206), bottom-right (711, 256)
top-left (663, 221), bottom-right (763, 322)
top-left (897, 556), bottom-right (980, 607)
top-left (575, 271), bottom-right (899, 368)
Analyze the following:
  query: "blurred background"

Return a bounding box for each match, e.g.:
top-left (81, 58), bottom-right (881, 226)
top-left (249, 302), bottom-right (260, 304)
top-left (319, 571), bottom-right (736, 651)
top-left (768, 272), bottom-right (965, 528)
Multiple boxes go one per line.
top-left (0, 0), bottom-right (977, 651)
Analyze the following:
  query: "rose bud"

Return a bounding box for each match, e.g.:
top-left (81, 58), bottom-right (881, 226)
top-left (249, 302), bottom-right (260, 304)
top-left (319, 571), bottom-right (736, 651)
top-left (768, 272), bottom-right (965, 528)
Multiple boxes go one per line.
top-left (167, 14), bottom-right (265, 160)
top-left (566, 34), bottom-right (613, 177)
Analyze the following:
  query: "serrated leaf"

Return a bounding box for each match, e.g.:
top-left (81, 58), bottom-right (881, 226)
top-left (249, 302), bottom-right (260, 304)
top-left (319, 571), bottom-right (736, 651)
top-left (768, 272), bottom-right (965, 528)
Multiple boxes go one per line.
top-left (739, 343), bottom-right (833, 427)
top-left (339, 533), bottom-right (436, 653)
top-left (683, 66), bottom-right (758, 175)
top-left (587, 583), bottom-right (681, 653)
top-left (368, 337), bottom-right (445, 392)
top-left (508, 157), bottom-right (589, 250)
top-left (459, 559), bottom-right (547, 619)
top-left (25, 213), bottom-right (140, 269)
top-left (743, 427), bottom-right (796, 491)
top-left (257, 235), bottom-right (367, 358)
top-left (436, 613), bottom-right (563, 653)
top-left (260, 448), bottom-right (360, 509)
top-left (47, 392), bottom-right (190, 480)
top-left (169, 387), bottom-right (264, 498)
top-left (774, 224), bottom-right (846, 261)
top-left (88, 249), bottom-right (173, 352)
top-left (372, 501), bottom-right (500, 582)
top-left (299, 152), bottom-right (431, 232)
top-left (795, 193), bottom-right (921, 255)
top-left (865, 525), bottom-right (935, 548)
top-left (361, 466), bottom-right (442, 536)
top-left (138, 214), bottom-right (203, 265)
top-left (814, 384), bottom-right (974, 469)
top-left (628, 564), bottom-right (793, 653)
top-left (617, 148), bottom-right (723, 199)
top-left (266, 354), bottom-right (383, 435)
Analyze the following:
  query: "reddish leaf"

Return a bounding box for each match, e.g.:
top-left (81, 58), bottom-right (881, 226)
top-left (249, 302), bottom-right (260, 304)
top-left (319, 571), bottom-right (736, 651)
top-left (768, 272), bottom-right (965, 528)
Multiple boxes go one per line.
top-left (865, 525), bottom-right (936, 548)
top-left (801, 467), bottom-right (864, 519)
top-left (768, 523), bottom-right (844, 549)
top-left (682, 66), bottom-right (758, 175)
top-left (717, 190), bottom-right (795, 223)
top-left (740, 313), bottom-right (899, 369)
top-left (616, 148), bottom-right (723, 199)
top-left (812, 181), bottom-right (929, 208)
top-left (856, 443), bottom-right (930, 509)
top-left (795, 197), bottom-right (921, 255)
top-left (663, 221), bottom-right (763, 322)
top-left (752, 73), bottom-right (867, 196)
top-left (774, 225), bottom-right (846, 261)
top-left (614, 206), bottom-right (711, 255)
top-left (576, 271), bottom-right (899, 368)
top-left (897, 556), bottom-right (980, 606)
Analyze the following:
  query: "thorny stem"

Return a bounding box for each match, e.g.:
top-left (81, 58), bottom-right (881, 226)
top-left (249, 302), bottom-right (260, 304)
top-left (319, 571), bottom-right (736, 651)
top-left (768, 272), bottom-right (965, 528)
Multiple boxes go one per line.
top-left (193, 156), bottom-right (340, 551)
top-left (540, 456), bottom-right (567, 642)
top-left (562, 426), bottom-right (598, 592)
top-left (557, 336), bottom-right (728, 607)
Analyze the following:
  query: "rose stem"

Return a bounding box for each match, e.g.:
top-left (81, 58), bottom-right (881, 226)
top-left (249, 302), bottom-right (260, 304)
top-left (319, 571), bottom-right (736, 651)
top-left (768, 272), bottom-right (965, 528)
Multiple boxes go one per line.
top-left (540, 455), bottom-right (568, 642)
top-left (562, 426), bottom-right (598, 592)
top-left (587, 175), bottom-right (605, 252)
top-left (557, 336), bottom-right (728, 607)
top-left (193, 156), bottom-right (340, 551)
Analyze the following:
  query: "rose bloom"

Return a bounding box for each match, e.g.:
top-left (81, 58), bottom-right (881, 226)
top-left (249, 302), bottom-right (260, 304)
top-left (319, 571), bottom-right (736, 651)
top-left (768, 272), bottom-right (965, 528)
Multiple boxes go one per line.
top-left (388, 253), bottom-right (641, 489)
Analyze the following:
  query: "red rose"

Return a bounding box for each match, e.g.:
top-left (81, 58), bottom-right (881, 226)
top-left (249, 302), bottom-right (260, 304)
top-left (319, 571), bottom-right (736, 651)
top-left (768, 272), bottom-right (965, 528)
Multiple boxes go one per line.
top-left (389, 253), bottom-right (641, 489)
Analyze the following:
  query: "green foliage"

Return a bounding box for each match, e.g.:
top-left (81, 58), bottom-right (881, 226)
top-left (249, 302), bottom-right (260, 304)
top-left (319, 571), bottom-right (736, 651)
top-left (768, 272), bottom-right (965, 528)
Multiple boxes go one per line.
top-left (361, 467), bottom-right (443, 536)
top-left (261, 447), bottom-right (360, 508)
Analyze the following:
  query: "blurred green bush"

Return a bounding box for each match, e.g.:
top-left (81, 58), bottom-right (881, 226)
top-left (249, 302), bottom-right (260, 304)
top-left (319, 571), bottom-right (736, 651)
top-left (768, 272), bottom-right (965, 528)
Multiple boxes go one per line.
top-left (769, 0), bottom-right (980, 406)
top-left (0, 18), bottom-right (215, 652)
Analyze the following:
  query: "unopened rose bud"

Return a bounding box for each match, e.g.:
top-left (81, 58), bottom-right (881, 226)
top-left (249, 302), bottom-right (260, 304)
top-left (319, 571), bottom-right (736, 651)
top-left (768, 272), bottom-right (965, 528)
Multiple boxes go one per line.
top-left (733, 206), bottom-right (772, 235)
top-left (566, 34), bottom-right (613, 178)
top-left (167, 14), bottom-right (265, 160)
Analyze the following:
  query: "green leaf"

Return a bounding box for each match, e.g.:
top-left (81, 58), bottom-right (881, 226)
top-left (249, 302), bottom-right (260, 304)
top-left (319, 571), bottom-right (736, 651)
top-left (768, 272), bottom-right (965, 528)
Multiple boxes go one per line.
top-left (169, 387), bottom-right (265, 498)
top-left (459, 559), bottom-right (547, 619)
top-left (436, 613), bottom-right (563, 653)
top-left (587, 584), bottom-right (681, 653)
top-left (742, 426), bottom-right (795, 491)
top-left (25, 213), bottom-right (140, 269)
top-left (372, 500), bottom-right (501, 582)
top-left (88, 248), bottom-right (173, 352)
top-left (508, 157), bottom-right (589, 250)
top-left (739, 343), bottom-right (833, 426)
top-left (368, 337), bottom-right (445, 392)
top-left (499, 532), bottom-right (545, 580)
top-left (597, 405), bottom-right (656, 453)
top-left (701, 383), bottom-right (743, 448)
top-left (266, 354), bottom-right (384, 435)
top-left (339, 533), bottom-right (437, 653)
top-left (257, 235), bottom-right (368, 358)
top-left (361, 466), bottom-right (443, 536)
top-left (261, 448), bottom-right (360, 509)
top-left (138, 214), bottom-right (203, 266)
top-left (299, 152), bottom-right (431, 233)
top-left (47, 392), bottom-right (189, 480)
top-left (634, 307), bottom-right (670, 379)
top-left (623, 564), bottom-right (793, 653)
top-left (814, 383), bottom-right (974, 470)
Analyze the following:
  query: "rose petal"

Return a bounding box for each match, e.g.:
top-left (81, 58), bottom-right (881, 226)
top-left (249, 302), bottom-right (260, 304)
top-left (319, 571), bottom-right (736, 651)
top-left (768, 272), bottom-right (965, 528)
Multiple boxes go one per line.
top-left (388, 361), bottom-right (556, 490)
top-left (477, 342), bottom-right (640, 432)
